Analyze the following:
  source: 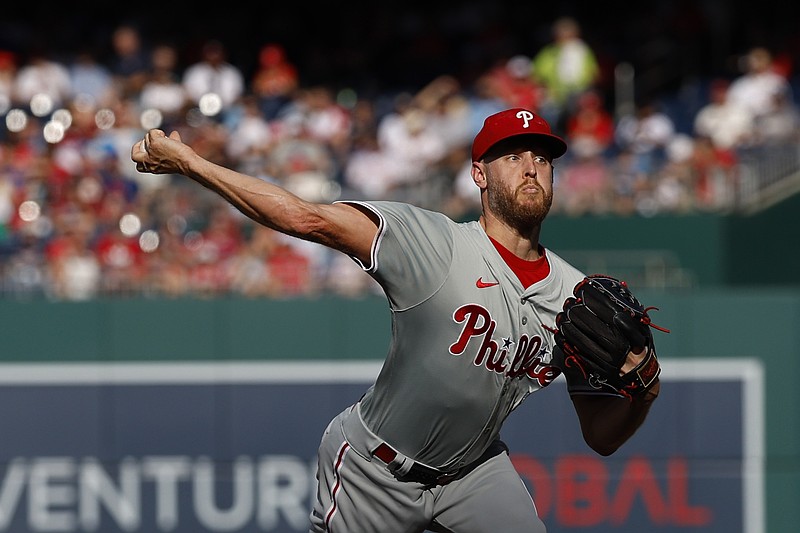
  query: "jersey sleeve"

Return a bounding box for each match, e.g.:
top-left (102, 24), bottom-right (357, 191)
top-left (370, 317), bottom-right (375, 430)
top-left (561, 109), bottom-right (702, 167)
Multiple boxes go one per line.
top-left (339, 200), bottom-right (455, 310)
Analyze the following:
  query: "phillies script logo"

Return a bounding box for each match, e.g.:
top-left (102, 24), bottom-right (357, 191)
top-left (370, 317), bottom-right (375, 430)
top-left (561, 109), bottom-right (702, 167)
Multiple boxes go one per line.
top-left (449, 304), bottom-right (558, 385)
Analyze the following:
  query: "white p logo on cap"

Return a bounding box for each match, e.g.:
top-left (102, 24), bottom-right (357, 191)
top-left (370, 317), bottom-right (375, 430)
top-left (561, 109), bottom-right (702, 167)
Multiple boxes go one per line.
top-left (516, 110), bottom-right (534, 128)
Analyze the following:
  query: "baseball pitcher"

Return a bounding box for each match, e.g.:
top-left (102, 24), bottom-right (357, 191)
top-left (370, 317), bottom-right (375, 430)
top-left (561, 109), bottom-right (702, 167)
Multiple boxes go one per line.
top-left (132, 107), bottom-right (666, 532)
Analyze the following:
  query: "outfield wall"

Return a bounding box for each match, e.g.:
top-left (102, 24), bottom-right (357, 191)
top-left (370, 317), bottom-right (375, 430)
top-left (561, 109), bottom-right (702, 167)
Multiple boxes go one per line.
top-left (544, 193), bottom-right (800, 287)
top-left (0, 291), bottom-right (797, 532)
top-left (0, 359), bottom-right (763, 533)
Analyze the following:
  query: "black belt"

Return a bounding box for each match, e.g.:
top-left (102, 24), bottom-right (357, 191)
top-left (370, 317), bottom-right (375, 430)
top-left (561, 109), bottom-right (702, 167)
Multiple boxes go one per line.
top-left (373, 439), bottom-right (509, 487)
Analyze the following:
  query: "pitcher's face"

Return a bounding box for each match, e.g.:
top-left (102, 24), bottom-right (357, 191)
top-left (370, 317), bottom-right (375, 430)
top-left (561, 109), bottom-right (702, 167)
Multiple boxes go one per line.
top-left (480, 142), bottom-right (554, 233)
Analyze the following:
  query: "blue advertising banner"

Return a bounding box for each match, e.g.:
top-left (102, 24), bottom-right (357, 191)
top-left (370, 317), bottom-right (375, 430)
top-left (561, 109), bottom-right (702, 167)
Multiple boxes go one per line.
top-left (0, 359), bottom-right (763, 533)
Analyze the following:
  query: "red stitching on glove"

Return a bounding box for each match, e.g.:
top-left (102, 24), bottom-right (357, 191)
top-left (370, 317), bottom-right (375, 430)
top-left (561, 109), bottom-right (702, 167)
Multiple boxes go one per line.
top-left (564, 354), bottom-right (587, 379)
top-left (640, 306), bottom-right (670, 333)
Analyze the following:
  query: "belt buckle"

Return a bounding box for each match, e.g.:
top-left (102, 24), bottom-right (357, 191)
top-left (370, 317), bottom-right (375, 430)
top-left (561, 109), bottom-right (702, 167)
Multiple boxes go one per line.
top-left (434, 470), bottom-right (458, 486)
top-left (373, 443), bottom-right (397, 465)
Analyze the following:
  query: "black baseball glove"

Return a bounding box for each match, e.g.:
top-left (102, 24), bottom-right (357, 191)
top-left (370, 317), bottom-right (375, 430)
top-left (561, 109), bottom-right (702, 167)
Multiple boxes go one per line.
top-left (551, 275), bottom-right (669, 399)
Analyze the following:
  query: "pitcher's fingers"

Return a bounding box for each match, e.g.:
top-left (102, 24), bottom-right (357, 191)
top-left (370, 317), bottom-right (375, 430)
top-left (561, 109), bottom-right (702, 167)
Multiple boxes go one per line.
top-left (131, 139), bottom-right (148, 162)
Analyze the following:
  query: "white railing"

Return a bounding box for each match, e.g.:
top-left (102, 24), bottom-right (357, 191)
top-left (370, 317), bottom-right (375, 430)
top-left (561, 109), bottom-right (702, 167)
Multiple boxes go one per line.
top-left (555, 249), bottom-right (696, 290)
top-left (736, 143), bottom-right (800, 213)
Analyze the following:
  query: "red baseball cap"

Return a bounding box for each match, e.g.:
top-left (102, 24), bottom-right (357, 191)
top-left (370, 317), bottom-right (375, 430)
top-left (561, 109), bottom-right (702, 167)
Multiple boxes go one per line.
top-left (471, 108), bottom-right (567, 161)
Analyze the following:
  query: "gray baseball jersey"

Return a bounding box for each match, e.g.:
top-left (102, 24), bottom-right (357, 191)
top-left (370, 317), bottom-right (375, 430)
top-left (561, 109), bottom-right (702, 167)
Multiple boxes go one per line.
top-left (310, 200), bottom-right (585, 533)
top-left (352, 200), bottom-right (585, 469)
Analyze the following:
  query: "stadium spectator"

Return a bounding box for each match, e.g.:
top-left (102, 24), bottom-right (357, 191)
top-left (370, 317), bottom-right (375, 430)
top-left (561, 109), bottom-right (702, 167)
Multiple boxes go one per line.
top-left (184, 205), bottom-right (245, 297)
top-left (563, 88), bottom-right (615, 160)
top-left (553, 151), bottom-right (612, 215)
top-left (12, 47), bottom-right (72, 111)
top-left (480, 55), bottom-right (543, 112)
top-left (139, 43), bottom-right (189, 128)
top-left (727, 47), bottom-right (792, 121)
top-left (267, 239), bottom-right (316, 297)
top-left (267, 124), bottom-right (338, 197)
top-left (465, 72), bottom-right (510, 135)
top-left (693, 79), bottom-right (755, 151)
top-left (235, 226), bottom-right (317, 297)
top-left (108, 24), bottom-right (151, 98)
top-left (226, 224), bottom-right (280, 298)
top-left (606, 148), bottom-right (647, 216)
top-left (688, 135), bottom-right (738, 210)
top-left (753, 87), bottom-right (800, 145)
top-left (530, 16), bottom-right (601, 135)
top-left (250, 43), bottom-right (299, 120)
top-left (68, 49), bottom-right (116, 109)
top-left (342, 131), bottom-right (402, 200)
top-left (0, 50), bottom-right (16, 111)
top-left (287, 85), bottom-right (352, 166)
top-left (2, 238), bottom-right (46, 296)
top-left (44, 211), bottom-right (101, 301)
top-left (375, 98), bottom-right (449, 197)
top-left (649, 135), bottom-right (697, 214)
top-left (614, 99), bottom-right (676, 176)
top-left (412, 75), bottom-right (474, 157)
top-left (94, 220), bottom-right (147, 294)
top-left (182, 39), bottom-right (245, 121)
top-left (224, 95), bottom-right (275, 175)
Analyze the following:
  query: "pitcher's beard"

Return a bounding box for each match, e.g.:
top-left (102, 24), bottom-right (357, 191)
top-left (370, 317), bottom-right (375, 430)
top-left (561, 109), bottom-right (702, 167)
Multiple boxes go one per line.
top-left (487, 181), bottom-right (553, 235)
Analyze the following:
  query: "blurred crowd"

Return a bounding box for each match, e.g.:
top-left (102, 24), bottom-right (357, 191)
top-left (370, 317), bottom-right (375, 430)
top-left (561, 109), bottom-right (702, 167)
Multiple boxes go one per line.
top-left (0, 20), bottom-right (798, 301)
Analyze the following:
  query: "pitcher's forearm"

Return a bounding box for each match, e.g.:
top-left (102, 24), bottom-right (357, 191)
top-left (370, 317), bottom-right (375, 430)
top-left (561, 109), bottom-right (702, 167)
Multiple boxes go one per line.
top-left (181, 154), bottom-right (320, 236)
top-left (572, 381), bottom-right (660, 456)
